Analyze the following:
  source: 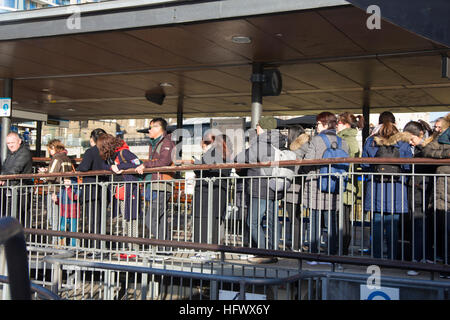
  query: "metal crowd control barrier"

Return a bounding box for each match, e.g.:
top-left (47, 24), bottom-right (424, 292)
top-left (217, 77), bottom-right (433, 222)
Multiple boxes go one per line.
top-left (0, 217), bottom-right (31, 300)
top-left (0, 275), bottom-right (61, 300)
top-left (41, 253), bottom-right (324, 300)
top-left (0, 157), bottom-right (449, 270)
top-left (19, 230), bottom-right (450, 300)
top-left (0, 216), bottom-right (59, 300)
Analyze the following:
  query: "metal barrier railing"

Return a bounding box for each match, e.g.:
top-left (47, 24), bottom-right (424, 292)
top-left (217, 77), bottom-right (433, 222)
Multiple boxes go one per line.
top-left (0, 158), bottom-right (449, 268)
top-left (0, 217), bottom-right (31, 300)
top-left (0, 275), bottom-right (61, 300)
top-left (0, 216), bottom-right (59, 300)
top-left (41, 253), bottom-right (324, 300)
top-left (19, 230), bottom-right (450, 300)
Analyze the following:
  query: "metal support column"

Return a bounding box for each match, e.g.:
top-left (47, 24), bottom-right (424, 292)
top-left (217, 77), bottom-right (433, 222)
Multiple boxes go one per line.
top-left (362, 88), bottom-right (371, 145)
top-left (35, 121), bottom-right (42, 157)
top-left (176, 95), bottom-right (184, 162)
top-left (251, 63), bottom-right (264, 129)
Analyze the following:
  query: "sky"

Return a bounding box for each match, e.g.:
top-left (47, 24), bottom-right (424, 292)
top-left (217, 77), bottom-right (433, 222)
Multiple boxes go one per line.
top-left (429, 112), bottom-right (449, 121)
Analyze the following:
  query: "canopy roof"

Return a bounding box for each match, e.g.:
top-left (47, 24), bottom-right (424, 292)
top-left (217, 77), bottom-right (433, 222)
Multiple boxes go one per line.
top-left (0, 0), bottom-right (448, 120)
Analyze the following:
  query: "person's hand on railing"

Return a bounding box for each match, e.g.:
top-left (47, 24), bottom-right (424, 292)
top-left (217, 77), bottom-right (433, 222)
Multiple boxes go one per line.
top-left (38, 167), bottom-right (48, 173)
top-left (51, 193), bottom-right (58, 203)
top-left (111, 165), bottom-right (124, 175)
top-left (135, 164), bottom-right (145, 175)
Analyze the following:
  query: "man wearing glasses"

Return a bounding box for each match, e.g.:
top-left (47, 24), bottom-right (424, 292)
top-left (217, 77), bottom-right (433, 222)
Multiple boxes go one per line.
top-left (135, 118), bottom-right (175, 249)
top-left (434, 117), bottom-right (443, 134)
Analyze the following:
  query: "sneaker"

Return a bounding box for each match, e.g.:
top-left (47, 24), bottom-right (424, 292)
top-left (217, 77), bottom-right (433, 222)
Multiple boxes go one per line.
top-left (119, 253), bottom-right (137, 260)
top-left (158, 251), bottom-right (173, 256)
top-left (89, 252), bottom-right (109, 260)
top-left (247, 256), bottom-right (278, 264)
top-left (306, 260), bottom-right (331, 266)
top-left (407, 270), bottom-right (420, 276)
top-left (439, 273), bottom-right (450, 279)
top-left (190, 253), bottom-right (212, 262)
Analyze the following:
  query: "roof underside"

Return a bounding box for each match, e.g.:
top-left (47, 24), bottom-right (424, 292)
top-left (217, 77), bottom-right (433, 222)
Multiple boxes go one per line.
top-left (0, 2), bottom-right (449, 120)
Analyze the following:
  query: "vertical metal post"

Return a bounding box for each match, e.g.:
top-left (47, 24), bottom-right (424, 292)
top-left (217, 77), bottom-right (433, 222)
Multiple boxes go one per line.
top-left (0, 247), bottom-right (10, 300)
top-left (251, 63), bottom-right (264, 129)
top-left (100, 182), bottom-right (108, 251)
top-left (176, 95), bottom-right (184, 162)
top-left (362, 89), bottom-right (370, 145)
top-left (1, 78), bottom-right (13, 164)
top-left (338, 175), bottom-right (344, 256)
top-left (141, 257), bottom-right (149, 300)
top-left (11, 187), bottom-right (18, 219)
top-left (207, 178), bottom-right (214, 244)
top-left (239, 280), bottom-right (246, 300)
top-left (35, 121), bottom-right (42, 157)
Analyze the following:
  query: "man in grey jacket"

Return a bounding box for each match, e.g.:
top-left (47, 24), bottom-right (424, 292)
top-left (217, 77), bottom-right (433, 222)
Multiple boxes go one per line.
top-left (301, 112), bottom-right (349, 255)
top-left (235, 116), bottom-right (286, 263)
top-left (1, 132), bottom-right (33, 226)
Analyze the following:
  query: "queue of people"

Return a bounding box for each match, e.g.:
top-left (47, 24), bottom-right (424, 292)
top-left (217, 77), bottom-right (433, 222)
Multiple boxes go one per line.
top-left (0, 113), bottom-right (448, 270)
top-left (230, 112), bottom-right (449, 269)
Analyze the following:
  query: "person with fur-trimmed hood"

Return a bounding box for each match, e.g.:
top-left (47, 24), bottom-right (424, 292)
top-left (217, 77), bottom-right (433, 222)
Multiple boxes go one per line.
top-left (422, 113), bottom-right (450, 268)
top-left (361, 111), bottom-right (413, 259)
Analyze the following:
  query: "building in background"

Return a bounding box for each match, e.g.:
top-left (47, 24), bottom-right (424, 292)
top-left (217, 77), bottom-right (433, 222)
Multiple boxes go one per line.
top-left (0, 0), bottom-right (101, 12)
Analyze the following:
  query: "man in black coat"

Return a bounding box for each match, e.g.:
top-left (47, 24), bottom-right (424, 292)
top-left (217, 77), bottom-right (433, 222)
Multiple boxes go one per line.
top-left (1, 132), bottom-right (33, 226)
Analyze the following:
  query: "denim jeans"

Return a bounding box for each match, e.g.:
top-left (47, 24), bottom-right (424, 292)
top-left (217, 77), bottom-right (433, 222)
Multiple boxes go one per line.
top-left (372, 212), bottom-right (400, 259)
top-left (248, 198), bottom-right (279, 250)
top-left (60, 217), bottom-right (78, 247)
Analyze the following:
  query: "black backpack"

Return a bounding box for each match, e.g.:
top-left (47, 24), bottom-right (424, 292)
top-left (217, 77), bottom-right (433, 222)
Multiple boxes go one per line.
top-left (373, 144), bottom-right (401, 182)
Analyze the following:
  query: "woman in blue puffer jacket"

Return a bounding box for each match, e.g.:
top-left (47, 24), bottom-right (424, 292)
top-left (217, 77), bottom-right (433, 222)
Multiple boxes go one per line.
top-left (361, 111), bottom-right (412, 260)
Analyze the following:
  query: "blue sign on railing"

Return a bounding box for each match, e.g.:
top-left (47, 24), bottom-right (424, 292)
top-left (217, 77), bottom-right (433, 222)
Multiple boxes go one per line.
top-left (0, 98), bottom-right (11, 117)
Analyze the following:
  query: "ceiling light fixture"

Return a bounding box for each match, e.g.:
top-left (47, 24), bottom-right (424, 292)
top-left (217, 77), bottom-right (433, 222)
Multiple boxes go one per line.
top-left (231, 36), bottom-right (252, 44)
top-left (159, 82), bottom-right (173, 87)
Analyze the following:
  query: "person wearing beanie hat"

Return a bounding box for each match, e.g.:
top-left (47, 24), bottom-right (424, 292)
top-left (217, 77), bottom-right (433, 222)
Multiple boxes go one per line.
top-left (257, 116), bottom-right (278, 131)
top-left (235, 115), bottom-right (285, 264)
